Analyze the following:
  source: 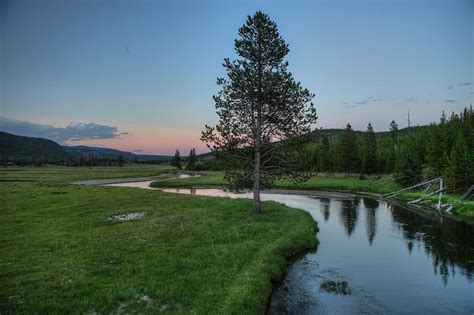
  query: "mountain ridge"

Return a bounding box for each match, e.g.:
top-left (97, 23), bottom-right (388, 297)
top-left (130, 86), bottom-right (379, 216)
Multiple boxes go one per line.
top-left (0, 132), bottom-right (172, 163)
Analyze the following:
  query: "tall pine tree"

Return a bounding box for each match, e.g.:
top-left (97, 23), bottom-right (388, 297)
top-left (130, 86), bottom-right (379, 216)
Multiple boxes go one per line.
top-left (389, 120), bottom-right (399, 148)
top-left (201, 12), bottom-right (317, 214)
top-left (319, 133), bottom-right (332, 173)
top-left (187, 148), bottom-right (197, 170)
top-left (170, 150), bottom-right (182, 170)
top-left (361, 122), bottom-right (377, 175)
top-left (444, 134), bottom-right (473, 194)
top-left (337, 123), bottom-right (359, 174)
top-left (395, 146), bottom-right (422, 186)
top-left (426, 125), bottom-right (446, 177)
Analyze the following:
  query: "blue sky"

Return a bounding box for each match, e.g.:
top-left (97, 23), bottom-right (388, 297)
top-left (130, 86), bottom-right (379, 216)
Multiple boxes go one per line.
top-left (0, 0), bottom-right (472, 154)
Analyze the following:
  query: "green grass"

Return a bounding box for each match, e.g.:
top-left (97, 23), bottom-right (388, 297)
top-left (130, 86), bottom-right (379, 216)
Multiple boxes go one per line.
top-left (151, 171), bottom-right (399, 194)
top-left (0, 166), bottom-right (317, 314)
top-left (402, 192), bottom-right (474, 222)
top-left (0, 164), bottom-right (174, 183)
top-left (151, 171), bottom-right (474, 221)
top-left (275, 174), bottom-right (399, 194)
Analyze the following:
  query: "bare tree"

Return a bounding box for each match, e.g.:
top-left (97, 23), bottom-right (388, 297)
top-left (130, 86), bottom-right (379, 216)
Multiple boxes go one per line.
top-left (201, 11), bottom-right (317, 214)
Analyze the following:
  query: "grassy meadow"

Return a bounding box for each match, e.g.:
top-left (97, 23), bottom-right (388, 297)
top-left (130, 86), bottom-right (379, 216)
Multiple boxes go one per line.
top-left (0, 164), bottom-right (174, 183)
top-left (0, 165), bottom-right (317, 314)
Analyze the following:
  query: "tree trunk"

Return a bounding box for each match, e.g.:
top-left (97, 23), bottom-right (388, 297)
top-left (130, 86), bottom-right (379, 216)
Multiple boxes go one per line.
top-left (253, 136), bottom-right (261, 214)
top-left (253, 53), bottom-right (263, 214)
top-left (253, 165), bottom-right (261, 214)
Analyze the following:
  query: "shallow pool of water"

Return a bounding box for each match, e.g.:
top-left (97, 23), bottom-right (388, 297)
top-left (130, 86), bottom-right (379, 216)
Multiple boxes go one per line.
top-left (104, 174), bottom-right (199, 189)
top-left (108, 183), bottom-right (474, 314)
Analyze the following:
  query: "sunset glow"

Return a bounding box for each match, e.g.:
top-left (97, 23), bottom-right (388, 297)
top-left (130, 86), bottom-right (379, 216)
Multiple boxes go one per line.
top-left (65, 125), bottom-right (208, 155)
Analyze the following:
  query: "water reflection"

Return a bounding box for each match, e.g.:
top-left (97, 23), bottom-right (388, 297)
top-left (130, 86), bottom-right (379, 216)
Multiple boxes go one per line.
top-left (390, 203), bottom-right (474, 285)
top-left (364, 198), bottom-right (378, 246)
top-left (319, 198), bottom-right (331, 222)
top-left (339, 199), bottom-right (358, 237)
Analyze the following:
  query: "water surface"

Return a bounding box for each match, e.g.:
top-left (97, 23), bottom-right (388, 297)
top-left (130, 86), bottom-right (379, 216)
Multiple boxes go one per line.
top-left (104, 174), bottom-right (198, 189)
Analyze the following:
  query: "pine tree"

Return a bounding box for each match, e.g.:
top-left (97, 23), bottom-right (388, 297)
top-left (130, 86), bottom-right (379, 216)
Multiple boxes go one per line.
top-left (319, 133), bottom-right (332, 173)
top-left (361, 122), bottom-right (377, 174)
top-left (337, 123), bottom-right (359, 174)
top-left (385, 146), bottom-right (396, 173)
top-left (426, 125), bottom-right (446, 177)
top-left (438, 110), bottom-right (451, 154)
top-left (117, 155), bottom-right (124, 167)
top-left (389, 120), bottom-right (399, 147)
top-left (444, 134), bottom-right (473, 194)
top-left (171, 150), bottom-right (182, 170)
top-left (395, 146), bottom-right (422, 186)
top-left (201, 11), bottom-right (317, 214)
top-left (461, 105), bottom-right (473, 149)
top-left (445, 112), bottom-right (461, 154)
top-left (187, 148), bottom-right (197, 170)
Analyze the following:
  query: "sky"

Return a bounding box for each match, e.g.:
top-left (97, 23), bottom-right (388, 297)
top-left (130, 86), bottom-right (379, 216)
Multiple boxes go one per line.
top-left (0, 0), bottom-right (472, 155)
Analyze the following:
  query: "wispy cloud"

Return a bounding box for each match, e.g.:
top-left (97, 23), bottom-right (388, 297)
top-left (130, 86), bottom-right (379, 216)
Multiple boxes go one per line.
top-left (444, 99), bottom-right (456, 103)
top-left (0, 117), bottom-right (126, 144)
top-left (344, 96), bottom-right (383, 108)
top-left (76, 143), bottom-right (108, 148)
top-left (458, 82), bottom-right (471, 86)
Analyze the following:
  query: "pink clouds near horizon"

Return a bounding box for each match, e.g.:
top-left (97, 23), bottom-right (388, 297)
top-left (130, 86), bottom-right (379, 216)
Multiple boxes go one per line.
top-left (66, 125), bottom-right (209, 155)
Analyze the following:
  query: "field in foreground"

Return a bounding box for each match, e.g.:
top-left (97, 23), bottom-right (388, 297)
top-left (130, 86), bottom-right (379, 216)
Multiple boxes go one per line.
top-left (0, 166), bottom-right (316, 313)
top-left (151, 171), bottom-right (474, 222)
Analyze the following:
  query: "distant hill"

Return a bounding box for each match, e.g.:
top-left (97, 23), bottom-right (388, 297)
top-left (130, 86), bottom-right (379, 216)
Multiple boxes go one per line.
top-left (0, 132), bottom-right (173, 163)
top-left (0, 132), bottom-right (69, 161)
top-left (311, 125), bottom-right (429, 142)
top-left (62, 145), bottom-right (137, 161)
top-left (60, 145), bottom-right (173, 162)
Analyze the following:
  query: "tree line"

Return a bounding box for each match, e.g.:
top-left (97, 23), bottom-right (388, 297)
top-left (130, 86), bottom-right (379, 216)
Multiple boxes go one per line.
top-left (170, 148), bottom-right (219, 171)
top-left (1, 155), bottom-right (128, 167)
top-left (299, 106), bottom-right (473, 193)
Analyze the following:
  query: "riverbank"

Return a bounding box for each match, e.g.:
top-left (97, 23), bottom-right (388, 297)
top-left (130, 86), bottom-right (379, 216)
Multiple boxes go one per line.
top-left (150, 171), bottom-right (474, 223)
top-left (0, 166), bottom-right (317, 313)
